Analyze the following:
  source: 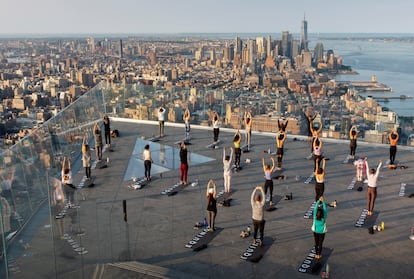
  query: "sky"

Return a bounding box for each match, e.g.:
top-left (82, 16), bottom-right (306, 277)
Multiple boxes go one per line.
top-left (1, 0), bottom-right (414, 35)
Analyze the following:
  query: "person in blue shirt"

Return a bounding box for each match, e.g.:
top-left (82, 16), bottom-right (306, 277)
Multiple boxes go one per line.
top-left (312, 196), bottom-right (328, 260)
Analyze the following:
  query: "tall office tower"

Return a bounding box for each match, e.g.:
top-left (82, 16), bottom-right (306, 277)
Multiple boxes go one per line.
top-left (273, 40), bottom-right (282, 56)
top-left (66, 58), bottom-right (72, 71)
top-left (87, 37), bottom-right (95, 52)
top-left (313, 42), bottom-right (324, 64)
top-left (171, 69), bottom-right (178, 81)
top-left (301, 50), bottom-right (312, 67)
top-left (233, 53), bottom-right (242, 66)
top-left (149, 51), bottom-right (157, 65)
top-left (300, 15), bottom-right (308, 52)
top-left (235, 36), bottom-right (242, 54)
top-left (228, 44), bottom-right (234, 61)
top-left (119, 39), bottom-right (123, 58)
top-left (210, 49), bottom-right (216, 62)
top-left (281, 31), bottom-right (292, 58)
top-left (248, 39), bottom-right (255, 64)
top-left (256, 37), bottom-right (265, 58)
top-left (291, 40), bottom-right (300, 60)
top-left (38, 59), bottom-right (44, 75)
top-left (267, 35), bottom-right (272, 57)
top-left (223, 46), bottom-right (230, 62)
top-left (195, 48), bottom-right (202, 61)
top-left (242, 46), bottom-right (249, 65)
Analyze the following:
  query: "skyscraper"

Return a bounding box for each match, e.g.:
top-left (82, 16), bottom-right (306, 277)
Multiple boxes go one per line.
top-left (256, 37), bottom-right (265, 58)
top-left (248, 39), bottom-right (255, 65)
top-left (119, 39), bottom-right (123, 58)
top-left (281, 31), bottom-right (292, 58)
top-left (300, 15), bottom-right (308, 52)
top-left (235, 36), bottom-right (242, 55)
top-left (267, 35), bottom-right (272, 57)
top-left (87, 37), bottom-right (95, 53)
top-left (291, 40), bottom-right (300, 59)
top-left (313, 42), bottom-right (324, 64)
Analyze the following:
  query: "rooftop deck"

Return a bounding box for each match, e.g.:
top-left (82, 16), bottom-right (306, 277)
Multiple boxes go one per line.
top-left (9, 119), bottom-right (414, 279)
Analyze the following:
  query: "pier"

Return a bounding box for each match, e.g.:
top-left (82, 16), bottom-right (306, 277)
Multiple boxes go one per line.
top-left (337, 75), bottom-right (393, 92)
top-left (370, 95), bottom-right (412, 100)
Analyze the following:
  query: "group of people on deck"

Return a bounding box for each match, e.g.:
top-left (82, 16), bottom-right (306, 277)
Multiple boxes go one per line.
top-left (203, 108), bottom-right (400, 260)
top-left (53, 105), bottom-right (400, 262)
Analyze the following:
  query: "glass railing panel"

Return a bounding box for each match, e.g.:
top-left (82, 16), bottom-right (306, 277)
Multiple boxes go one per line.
top-left (0, 83), bottom-right (107, 278)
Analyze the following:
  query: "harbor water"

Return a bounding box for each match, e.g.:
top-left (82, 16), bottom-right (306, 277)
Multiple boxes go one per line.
top-left (313, 34), bottom-right (414, 117)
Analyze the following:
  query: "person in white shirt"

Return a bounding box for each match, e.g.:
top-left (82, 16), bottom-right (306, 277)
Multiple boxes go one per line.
top-left (365, 158), bottom-right (382, 216)
top-left (61, 157), bottom-right (76, 207)
top-left (223, 147), bottom-right (233, 193)
top-left (183, 108), bottom-right (191, 140)
top-left (142, 144), bottom-right (153, 181)
top-left (313, 137), bottom-right (323, 172)
top-left (158, 107), bottom-right (166, 137)
top-left (212, 112), bottom-right (220, 143)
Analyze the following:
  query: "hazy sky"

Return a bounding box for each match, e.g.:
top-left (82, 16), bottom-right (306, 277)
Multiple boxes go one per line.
top-left (1, 0), bottom-right (414, 34)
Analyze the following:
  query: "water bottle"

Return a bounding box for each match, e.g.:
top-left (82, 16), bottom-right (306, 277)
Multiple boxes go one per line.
top-left (381, 221), bottom-right (384, 231)
top-left (106, 156), bottom-right (110, 163)
top-left (203, 217), bottom-right (207, 227)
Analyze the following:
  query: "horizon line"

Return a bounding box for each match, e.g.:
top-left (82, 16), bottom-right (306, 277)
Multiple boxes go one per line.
top-left (1, 32), bottom-right (414, 36)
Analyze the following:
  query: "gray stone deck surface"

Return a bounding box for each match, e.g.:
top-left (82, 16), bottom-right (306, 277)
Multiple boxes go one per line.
top-left (10, 119), bottom-right (414, 279)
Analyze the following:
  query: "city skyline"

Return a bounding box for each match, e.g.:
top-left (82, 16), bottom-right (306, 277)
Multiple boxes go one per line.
top-left (2, 0), bottom-right (414, 35)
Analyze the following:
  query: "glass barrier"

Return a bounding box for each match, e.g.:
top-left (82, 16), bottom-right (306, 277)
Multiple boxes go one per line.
top-left (0, 85), bottom-right (105, 278)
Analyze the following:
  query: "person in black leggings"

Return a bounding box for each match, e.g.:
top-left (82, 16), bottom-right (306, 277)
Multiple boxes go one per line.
top-left (314, 157), bottom-right (327, 201)
top-left (103, 115), bottom-right (111, 150)
top-left (206, 179), bottom-right (217, 232)
top-left (349, 125), bottom-right (358, 160)
top-left (276, 130), bottom-right (286, 170)
top-left (233, 130), bottom-right (242, 170)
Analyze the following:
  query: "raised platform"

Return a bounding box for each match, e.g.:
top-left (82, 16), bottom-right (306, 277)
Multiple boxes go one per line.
top-left (11, 120), bottom-right (414, 279)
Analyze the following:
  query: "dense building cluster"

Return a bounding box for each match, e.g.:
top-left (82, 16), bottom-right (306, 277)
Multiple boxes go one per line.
top-left (0, 20), bottom-right (406, 149)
